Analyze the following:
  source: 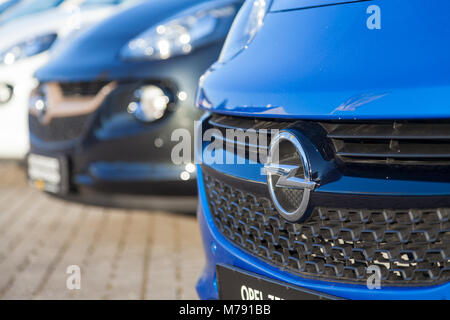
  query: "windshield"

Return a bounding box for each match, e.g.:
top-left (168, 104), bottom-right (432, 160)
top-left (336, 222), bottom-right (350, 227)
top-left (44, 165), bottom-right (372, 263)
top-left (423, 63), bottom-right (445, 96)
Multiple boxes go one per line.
top-left (0, 0), bottom-right (65, 25)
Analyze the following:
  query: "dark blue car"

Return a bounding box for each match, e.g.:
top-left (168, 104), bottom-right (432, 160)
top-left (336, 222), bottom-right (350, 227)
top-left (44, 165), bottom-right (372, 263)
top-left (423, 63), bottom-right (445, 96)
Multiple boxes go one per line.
top-left (27, 0), bottom-right (242, 207)
top-left (196, 0), bottom-right (450, 299)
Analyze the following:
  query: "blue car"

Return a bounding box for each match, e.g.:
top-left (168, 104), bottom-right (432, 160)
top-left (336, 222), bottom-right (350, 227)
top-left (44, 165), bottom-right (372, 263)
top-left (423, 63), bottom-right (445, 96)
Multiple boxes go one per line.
top-left (27, 0), bottom-right (242, 204)
top-left (196, 0), bottom-right (450, 299)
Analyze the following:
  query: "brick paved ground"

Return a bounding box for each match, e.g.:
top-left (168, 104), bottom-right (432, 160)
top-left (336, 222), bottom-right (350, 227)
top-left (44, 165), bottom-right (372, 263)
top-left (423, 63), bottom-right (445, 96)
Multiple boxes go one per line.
top-left (0, 162), bottom-right (204, 300)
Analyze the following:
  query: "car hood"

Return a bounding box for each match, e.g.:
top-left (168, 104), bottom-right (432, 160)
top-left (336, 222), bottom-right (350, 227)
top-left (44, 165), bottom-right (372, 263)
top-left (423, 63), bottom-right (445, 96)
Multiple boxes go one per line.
top-left (35, 0), bottom-right (229, 82)
top-left (198, 0), bottom-right (450, 120)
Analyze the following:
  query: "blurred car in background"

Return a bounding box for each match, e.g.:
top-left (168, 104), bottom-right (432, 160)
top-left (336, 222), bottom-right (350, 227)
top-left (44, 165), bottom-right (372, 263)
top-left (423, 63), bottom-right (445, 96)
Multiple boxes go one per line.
top-left (0, 0), bottom-right (21, 16)
top-left (0, 0), bottom-right (133, 159)
top-left (27, 0), bottom-right (243, 202)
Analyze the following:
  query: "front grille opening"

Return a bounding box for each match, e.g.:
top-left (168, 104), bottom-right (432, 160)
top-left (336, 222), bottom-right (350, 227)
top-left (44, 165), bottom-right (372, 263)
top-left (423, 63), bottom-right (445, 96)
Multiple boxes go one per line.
top-left (335, 138), bottom-right (450, 161)
top-left (59, 81), bottom-right (110, 97)
top-left (206, 115), bottom-right (281, 165)
top-left (322, 120), bottom-right (450, 168)
top-left (28, 81), bottom-right (116, 142)
top-left (207, 115), bottom-right (450, 180)
top-left (29, 114), bottom-right (92, 142)
top-left (203, 171), bottom-right (450, 286)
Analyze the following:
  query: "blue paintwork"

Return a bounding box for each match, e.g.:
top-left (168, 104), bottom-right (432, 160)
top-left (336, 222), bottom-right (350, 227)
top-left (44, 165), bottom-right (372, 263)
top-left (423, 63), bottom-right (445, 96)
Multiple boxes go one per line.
top-left (196, 166), bottom-right (450, 300)
top-left (84, 162), bottom-right (189, 182)
top-left (196, 0), bottom-right (450, 299)
top-left (270, 0), bottom-right (365, 12)
top-left (198, 0), bottom-right (450, 120)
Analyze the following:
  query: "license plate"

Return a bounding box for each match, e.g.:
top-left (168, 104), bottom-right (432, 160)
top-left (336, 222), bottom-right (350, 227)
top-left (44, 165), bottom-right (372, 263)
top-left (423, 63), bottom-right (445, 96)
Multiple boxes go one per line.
top-left (27, 153), bottom-right (68, 194)
top-left (217, 265), bottom-right (338, 300)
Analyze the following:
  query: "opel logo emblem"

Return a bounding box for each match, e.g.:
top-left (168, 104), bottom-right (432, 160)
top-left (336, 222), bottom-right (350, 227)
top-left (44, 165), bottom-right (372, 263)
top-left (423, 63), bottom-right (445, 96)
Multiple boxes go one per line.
top-left (263, 131), bottom-right (316, 222)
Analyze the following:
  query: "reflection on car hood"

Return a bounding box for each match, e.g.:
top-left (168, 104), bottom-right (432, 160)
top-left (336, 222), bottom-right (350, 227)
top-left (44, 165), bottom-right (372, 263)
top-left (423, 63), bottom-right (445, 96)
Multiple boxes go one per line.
top-left (198, 0), bottom-right (450, 120)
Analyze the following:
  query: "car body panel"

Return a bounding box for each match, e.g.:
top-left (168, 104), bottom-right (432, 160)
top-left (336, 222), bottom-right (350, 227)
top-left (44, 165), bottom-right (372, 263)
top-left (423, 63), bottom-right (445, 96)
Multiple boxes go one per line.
top-left (198, 0), bottom-right (450, 120)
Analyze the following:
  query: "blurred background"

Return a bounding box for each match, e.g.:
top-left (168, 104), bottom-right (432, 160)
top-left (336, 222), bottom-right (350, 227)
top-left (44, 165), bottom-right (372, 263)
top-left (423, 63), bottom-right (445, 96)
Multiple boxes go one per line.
top-left (0, 0), bottom-right (240, 299)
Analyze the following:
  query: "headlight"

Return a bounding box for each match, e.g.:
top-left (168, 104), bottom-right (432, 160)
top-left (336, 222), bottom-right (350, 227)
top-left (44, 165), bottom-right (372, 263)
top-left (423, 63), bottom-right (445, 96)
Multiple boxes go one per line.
top-left (0, 33), bottom-right (57, 65)
top-left (120, 2), bottom-right (238, 61)
top-left (218, 0), bottom-right (271, 63)
top-left (127, 85), bottom-right (171, 122)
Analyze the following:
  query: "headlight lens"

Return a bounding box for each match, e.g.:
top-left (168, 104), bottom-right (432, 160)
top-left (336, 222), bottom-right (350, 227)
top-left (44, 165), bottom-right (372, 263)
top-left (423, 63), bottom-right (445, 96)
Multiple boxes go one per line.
top-left (218, 0), bottom-right (271, 63)
top-left (127, 85), bottom-right (171, 122)
top-left (0, 33), bottom-right (58, 65)
top-left (120, 3), bottom-right (238, 61)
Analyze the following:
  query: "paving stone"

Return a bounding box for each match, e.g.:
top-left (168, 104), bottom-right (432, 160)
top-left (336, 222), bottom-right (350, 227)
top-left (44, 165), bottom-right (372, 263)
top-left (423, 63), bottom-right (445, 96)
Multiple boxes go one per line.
top-left (0, 164), bottom-right (204, 300)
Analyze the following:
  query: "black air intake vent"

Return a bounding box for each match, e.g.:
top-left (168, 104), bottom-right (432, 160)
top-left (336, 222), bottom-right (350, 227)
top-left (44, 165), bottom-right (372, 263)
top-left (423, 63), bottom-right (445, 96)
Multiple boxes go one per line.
top-left (29, 114), bottom-right (92, 142)
top-left (206, 115), bottom-right (450, 177)
top-left (322, 121), bottom-right (450, 165)
top-left (59, 81), bottom-right (110, 97)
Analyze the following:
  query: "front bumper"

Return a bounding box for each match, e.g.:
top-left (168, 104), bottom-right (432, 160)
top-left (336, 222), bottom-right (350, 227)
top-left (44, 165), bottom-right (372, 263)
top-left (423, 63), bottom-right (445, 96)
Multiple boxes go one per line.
top-left (196, 165), bottom-right (450, 300)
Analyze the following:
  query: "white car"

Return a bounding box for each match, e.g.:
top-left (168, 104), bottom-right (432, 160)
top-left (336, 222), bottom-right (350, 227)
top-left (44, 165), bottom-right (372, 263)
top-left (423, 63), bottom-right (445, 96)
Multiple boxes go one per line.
top-left (0, 0), bottom-right (135, 159)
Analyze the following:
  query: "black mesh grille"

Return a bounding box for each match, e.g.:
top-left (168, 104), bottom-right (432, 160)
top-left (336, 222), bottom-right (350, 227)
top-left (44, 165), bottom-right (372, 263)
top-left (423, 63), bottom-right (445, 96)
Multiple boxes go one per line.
top-left (203, 171), bottom-right (450, 286)
top-left (29, 114), bottom-right (92, 142)
top-left (322, 121), bottom-right (450, 166)
top-left (58, 81), bottom-right (110, 97)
